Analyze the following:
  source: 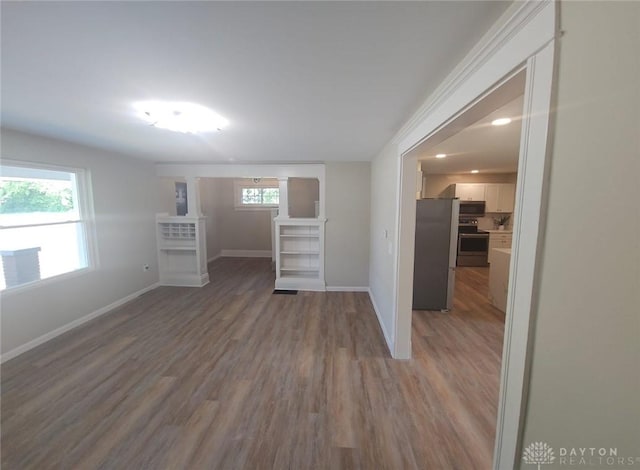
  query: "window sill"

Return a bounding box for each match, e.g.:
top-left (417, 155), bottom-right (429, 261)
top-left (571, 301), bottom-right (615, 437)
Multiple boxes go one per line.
top-left (0, 266), bottom-right (95, 296)
top-left (233, 205), bottom-right (279, 212)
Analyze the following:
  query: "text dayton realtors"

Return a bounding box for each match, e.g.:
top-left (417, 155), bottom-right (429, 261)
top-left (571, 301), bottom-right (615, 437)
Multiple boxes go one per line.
top-left (558, 447), bottom-right (639, 467)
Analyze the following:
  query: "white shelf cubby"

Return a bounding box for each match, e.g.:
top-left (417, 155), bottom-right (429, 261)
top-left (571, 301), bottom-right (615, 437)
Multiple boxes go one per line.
top-left (156, 215), bottom-right (209, 287)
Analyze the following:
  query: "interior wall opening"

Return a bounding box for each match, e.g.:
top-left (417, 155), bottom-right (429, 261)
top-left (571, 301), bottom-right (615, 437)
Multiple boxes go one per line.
top-left (404, 70), bottom-right (526, 468)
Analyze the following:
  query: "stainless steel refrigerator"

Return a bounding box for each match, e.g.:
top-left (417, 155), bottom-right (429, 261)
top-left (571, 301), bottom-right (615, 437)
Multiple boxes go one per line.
top-left (413, 199), bottom-right (460, 311)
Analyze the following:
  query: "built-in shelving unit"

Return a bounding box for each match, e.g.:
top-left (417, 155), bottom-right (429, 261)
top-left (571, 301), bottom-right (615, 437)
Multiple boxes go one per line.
top-left (156, 215), bottom-right (209, 287)
top-left (275, 218), bottom-right (326, 291)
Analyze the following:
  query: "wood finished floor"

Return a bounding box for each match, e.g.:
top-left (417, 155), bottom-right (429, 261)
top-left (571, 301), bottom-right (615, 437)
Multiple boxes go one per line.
top-left (1, 259), bottom-right (504, 469)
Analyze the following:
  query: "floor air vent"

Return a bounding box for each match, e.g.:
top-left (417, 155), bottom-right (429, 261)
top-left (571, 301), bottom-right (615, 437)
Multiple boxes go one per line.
top-left (273, 289), bottom-right (298, 295)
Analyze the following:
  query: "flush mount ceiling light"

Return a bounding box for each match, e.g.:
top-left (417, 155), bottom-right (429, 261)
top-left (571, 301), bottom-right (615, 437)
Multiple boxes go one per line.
top-left (471, 170), bottom-right (479, 174)
top-left (491, 117), bottom-right (512, 126)
top-left (134, 101), bottom-right (229, 134)
top-left (435, 153), bottom-right (447, 159)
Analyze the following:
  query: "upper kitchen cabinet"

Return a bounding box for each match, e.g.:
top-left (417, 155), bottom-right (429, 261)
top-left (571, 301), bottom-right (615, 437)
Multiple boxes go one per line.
top-left (485, 183), bottom-right (515, 213)
top-left (442, 183), bottom-right (486, 201)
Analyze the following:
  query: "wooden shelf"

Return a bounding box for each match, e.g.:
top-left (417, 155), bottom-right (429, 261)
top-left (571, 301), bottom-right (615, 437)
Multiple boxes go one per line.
top-left (280, 272), bottom-right (321, 279)
top-left (279, 234), bottom-right (319, 238)
top-left (159, 246), bottom-right (196, 251)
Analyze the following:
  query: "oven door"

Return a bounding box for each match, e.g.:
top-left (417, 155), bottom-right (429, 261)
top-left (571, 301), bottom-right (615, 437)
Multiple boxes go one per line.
top-left (458, 233), bottom-right (489, 254)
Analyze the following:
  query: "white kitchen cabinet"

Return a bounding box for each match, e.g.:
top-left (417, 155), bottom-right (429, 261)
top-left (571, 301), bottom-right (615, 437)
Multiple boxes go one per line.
top-left (485, 183), bottom-right (516, 213)
top-left (156, 215), bottom-right (209, 287)
top-left (488, 231), bottom-right (513, 264)
top-left (275, 218), bottom-right (326, 291)
top-left (456, 183), bottom-right (486, 201)
top-left (442, 183), bottom-right (486, 201)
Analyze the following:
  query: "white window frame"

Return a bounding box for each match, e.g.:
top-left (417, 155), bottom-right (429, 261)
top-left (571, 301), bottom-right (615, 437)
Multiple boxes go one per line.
top-left (233, 178), bottom-right (279, 210)
top-left (0, 159), bottom-right (97, 293)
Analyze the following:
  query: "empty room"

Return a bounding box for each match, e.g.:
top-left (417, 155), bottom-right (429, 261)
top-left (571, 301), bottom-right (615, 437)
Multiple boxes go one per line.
top-left (1, 1), bottom-right (638, 469)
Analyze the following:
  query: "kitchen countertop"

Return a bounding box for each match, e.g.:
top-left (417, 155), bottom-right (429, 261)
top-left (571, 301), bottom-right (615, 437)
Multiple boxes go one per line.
top-left (483, 229), bottom-right (513, 234)
top-left (492, 248), bottom-right (512, 255)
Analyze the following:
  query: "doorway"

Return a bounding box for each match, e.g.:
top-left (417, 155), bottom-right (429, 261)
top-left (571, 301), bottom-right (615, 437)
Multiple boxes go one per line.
top-left (407, 72), bottom-right (526, 464)
top-left (391, 4), bottom-right (557, 466)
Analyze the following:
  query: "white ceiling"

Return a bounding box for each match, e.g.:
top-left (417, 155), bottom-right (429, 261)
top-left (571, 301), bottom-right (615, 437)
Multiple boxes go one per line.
top-left (419, 96), bottom-right (524, 174)
top-left (1, 1), bottom-right (510, 163)
top-left (413, 71), bottom-right (525, 175)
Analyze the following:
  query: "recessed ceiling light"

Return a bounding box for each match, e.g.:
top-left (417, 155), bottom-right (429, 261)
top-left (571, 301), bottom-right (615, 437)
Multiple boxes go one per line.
top-left (471, 170), bottom-right (479, 174)
top-left (134, 101), bottom-right (229, 133)
top-left (435, 153), bottom-right (447, 159)
top-left (491, 117), bottom-right (512, 126)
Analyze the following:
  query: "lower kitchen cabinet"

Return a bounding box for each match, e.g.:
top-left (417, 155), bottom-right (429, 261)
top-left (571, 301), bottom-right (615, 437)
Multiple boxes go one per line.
top-left (489, 248), bottom-right (511, 313)
top-left (488, 232), bottom-right (513, 264)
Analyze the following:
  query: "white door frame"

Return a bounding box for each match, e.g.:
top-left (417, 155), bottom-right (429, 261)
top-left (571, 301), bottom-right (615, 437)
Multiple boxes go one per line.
top-left (392, 1), bottom-right (557, 469)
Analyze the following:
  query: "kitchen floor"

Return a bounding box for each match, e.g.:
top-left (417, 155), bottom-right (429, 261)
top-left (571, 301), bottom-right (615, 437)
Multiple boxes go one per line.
top-left (412, 266), bottom-right (506, 467)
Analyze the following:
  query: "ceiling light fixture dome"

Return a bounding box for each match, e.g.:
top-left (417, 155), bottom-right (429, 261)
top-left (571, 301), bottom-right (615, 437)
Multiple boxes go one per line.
top-left (134, 101), bottom-right (229, 134)
top-left (435, 153), bottom-right (447, 159)
top-left (491, 117), bottom-right (512, 126)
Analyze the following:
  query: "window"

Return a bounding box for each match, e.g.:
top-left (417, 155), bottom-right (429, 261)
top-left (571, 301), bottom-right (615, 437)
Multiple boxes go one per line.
top-left (0, 162), bottom-right (93, 290)
top-left (241, 187), bottom-right (279, 206)
top-left (234, 179), bottom-right (279, 209)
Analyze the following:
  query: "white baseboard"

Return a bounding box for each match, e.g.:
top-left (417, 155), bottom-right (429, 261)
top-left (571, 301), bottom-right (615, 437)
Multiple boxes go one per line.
top-left (207, 252), bottom-right (222, 263)
top-left (159, 273), bottom-right (209, 288)
top-left (368, 288), bottom-right (394, 356)
top-left (326, 286), bottom-right (369, 292)
top-left (220, 249), bottom-right (272, 258)
top-left (1, 282), bottom-right (160, 363)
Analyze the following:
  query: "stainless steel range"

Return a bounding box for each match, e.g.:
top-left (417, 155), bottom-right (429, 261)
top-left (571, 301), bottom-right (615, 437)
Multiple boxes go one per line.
top-left (457, 217), bottom-right (489, 266)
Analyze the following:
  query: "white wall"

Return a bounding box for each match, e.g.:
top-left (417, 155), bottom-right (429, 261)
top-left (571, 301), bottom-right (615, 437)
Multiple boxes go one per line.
top-left (288, 177), bottom-right (319, 218)
top-left (158, 177), bottom-right (182, 217)
top-left (287, 178), bottom-right (320, 218)
top-left (201, 178), bottom-right (273, 254)
top-left (325, 162), bottom-right (370, 288)
top-left (199, 178), bottom-right (222, 260)
top-left (1, 128), bottom-right (163, 356)
top-left (520, 1), bottom-right (640, 462)
top-left (369, 143), bottom-right (399, 340)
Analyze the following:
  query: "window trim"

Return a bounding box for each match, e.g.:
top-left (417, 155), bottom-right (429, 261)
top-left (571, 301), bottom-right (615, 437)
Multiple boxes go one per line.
top-left (233, 179), bottom-right (279, 210)
top-left (0, 159), bottom-right (97, 292)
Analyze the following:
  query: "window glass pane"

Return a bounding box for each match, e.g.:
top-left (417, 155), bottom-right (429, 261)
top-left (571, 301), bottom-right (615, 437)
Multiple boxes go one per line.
top-left (0, 166), bottom-right (80, 226)
top-left (262, 188), bottom-right (279, 204)
top-left (241, 188), bottom-right (263, 204)
top-left (0, 222), bottom-right (88, 290)
top-left (240, 187), bottom-right (279, 206)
